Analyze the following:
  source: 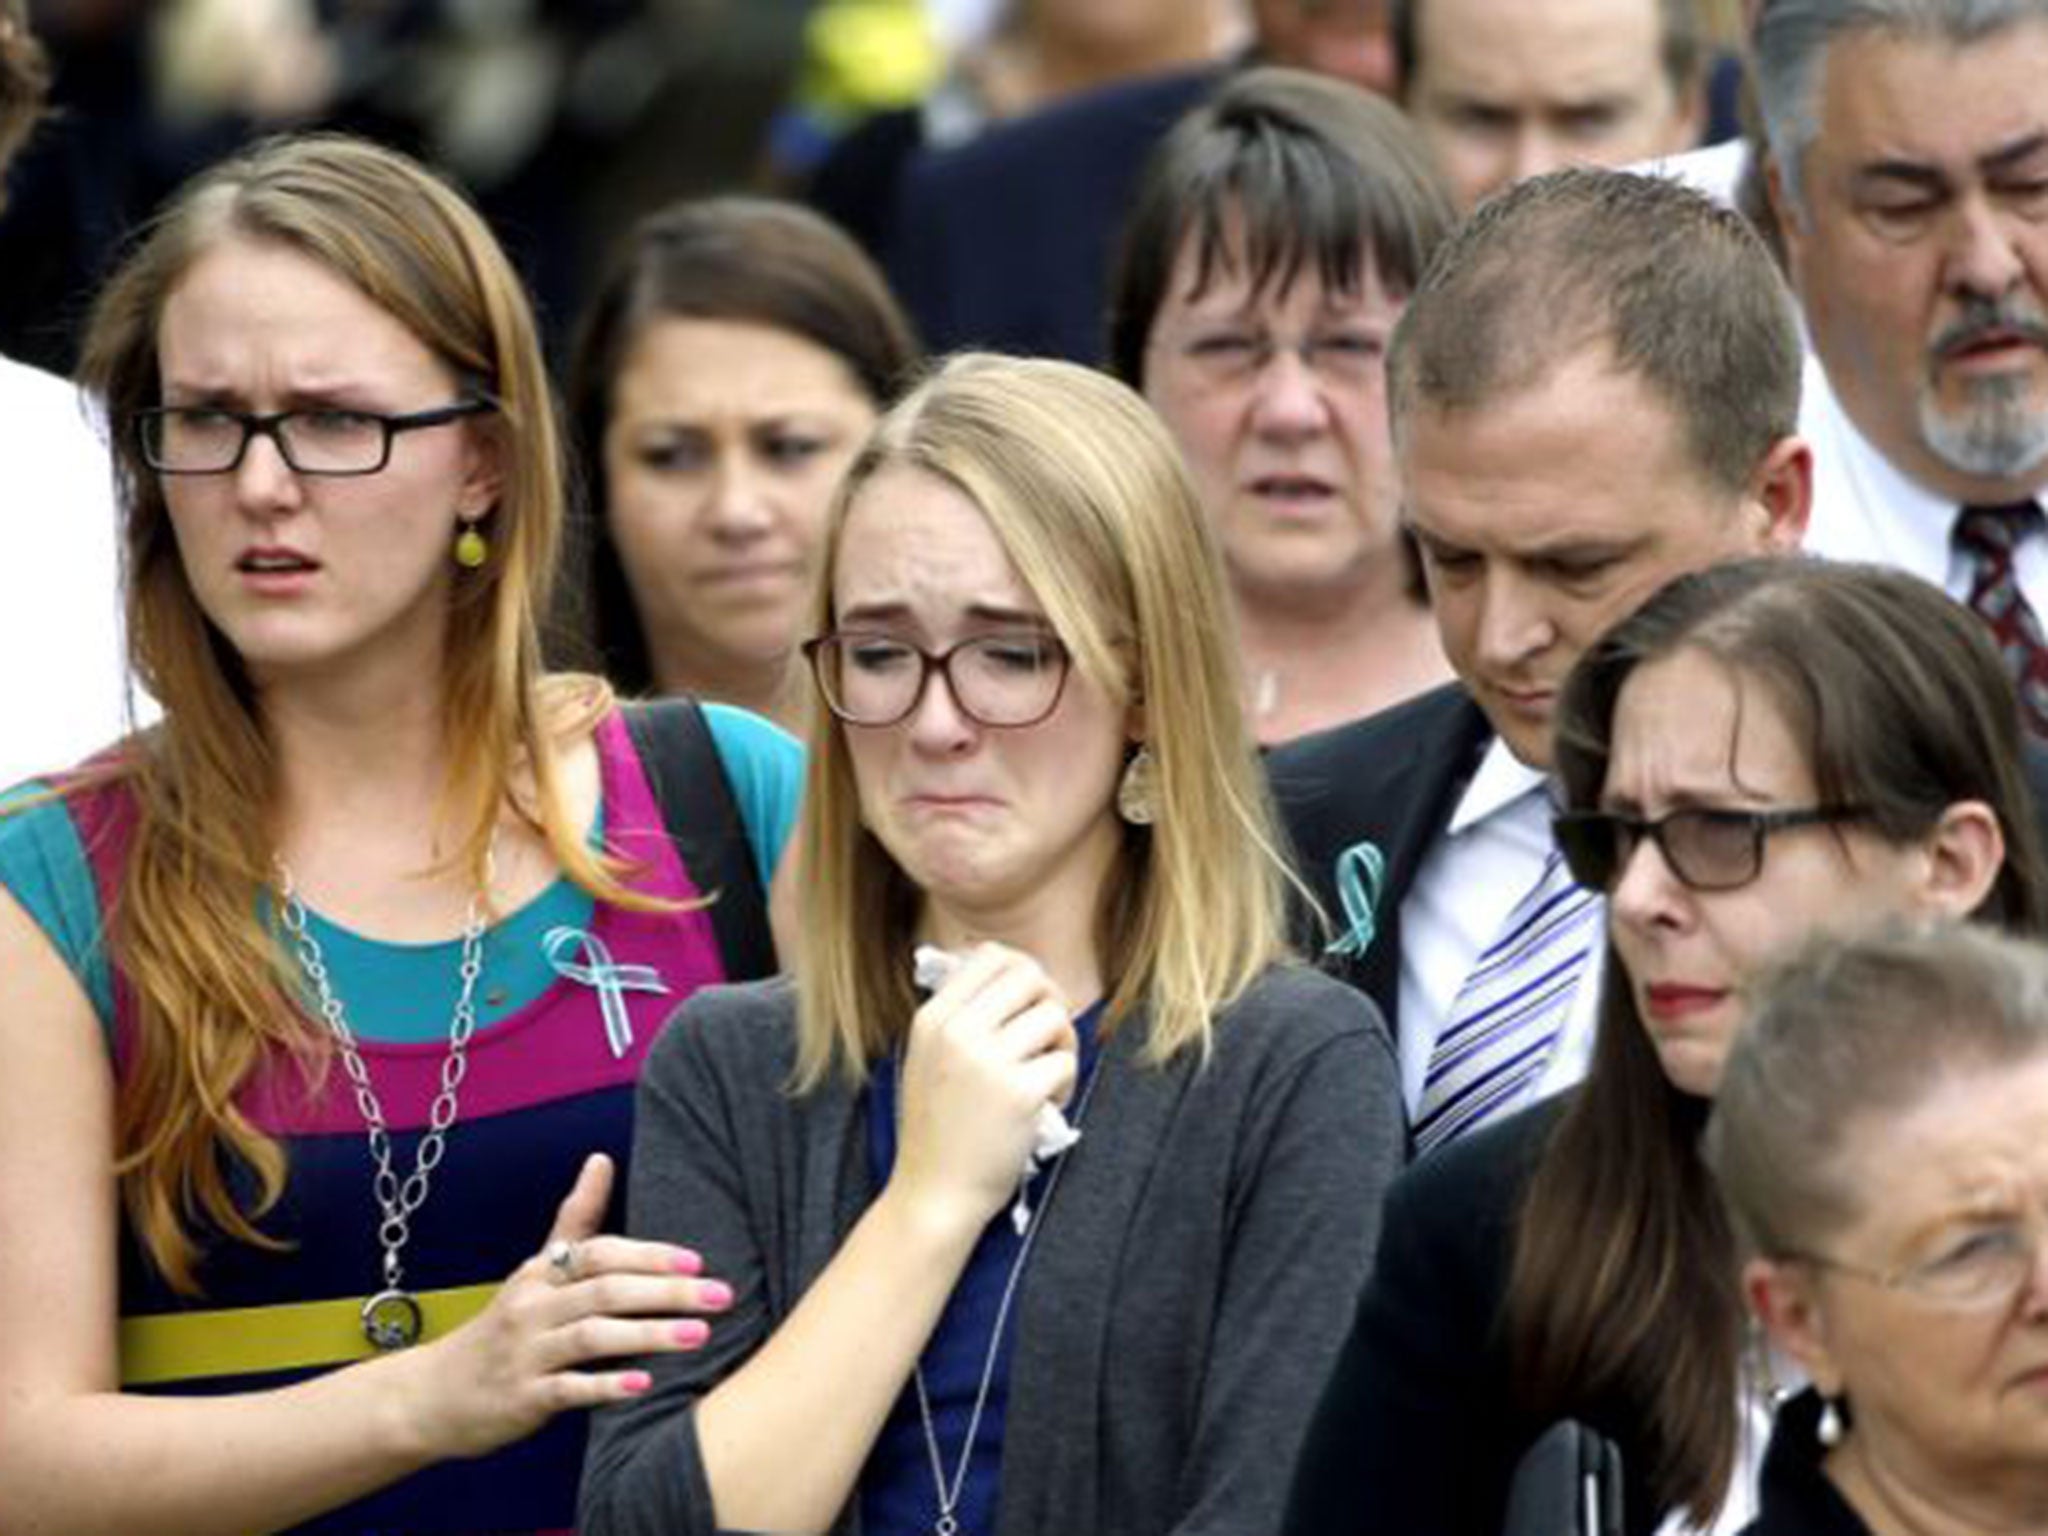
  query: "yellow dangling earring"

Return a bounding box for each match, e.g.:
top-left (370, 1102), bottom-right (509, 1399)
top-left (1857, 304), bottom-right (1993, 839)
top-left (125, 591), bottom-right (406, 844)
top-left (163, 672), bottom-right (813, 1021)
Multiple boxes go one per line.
top-left (453, 521), bottom-right (489, 570)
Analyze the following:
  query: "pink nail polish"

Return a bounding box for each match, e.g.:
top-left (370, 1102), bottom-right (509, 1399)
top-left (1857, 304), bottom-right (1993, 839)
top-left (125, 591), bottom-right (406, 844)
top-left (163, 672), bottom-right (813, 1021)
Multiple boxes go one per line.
top-left (622, 1371), bottom-right (653, 1394)
top-left (697, 1280), bottom-right (734, 1310)
top-left (673, 1319), bottom-right (710, 1347)
top-left (671, 1249), bottom-right (703, 1276)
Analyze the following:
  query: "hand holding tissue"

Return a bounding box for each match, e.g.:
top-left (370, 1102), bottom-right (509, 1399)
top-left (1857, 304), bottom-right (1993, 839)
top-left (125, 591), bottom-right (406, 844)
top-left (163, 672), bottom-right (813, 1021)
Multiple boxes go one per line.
top-left (914, 944), bottom-right (1082, 1232)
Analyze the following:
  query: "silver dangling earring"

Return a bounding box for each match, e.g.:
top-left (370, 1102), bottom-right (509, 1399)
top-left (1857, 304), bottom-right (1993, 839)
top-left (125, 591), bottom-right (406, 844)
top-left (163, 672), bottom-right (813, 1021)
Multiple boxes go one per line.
top-left (1117, 745), bottom-right (1157, 826)
top-left (1817, 1396), bottom-right (1845, 1448)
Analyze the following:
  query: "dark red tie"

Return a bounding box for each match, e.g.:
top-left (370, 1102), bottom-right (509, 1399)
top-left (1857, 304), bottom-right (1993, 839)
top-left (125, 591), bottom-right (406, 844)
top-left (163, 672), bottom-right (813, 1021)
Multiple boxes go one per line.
top-left (1954, 500), bottom-right (2048, 736)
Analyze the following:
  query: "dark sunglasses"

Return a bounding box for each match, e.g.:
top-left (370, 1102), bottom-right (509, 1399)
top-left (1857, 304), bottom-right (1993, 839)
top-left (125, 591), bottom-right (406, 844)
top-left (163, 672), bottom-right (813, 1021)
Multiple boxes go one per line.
top-left (1553, 805), bottom-right (1870, 892)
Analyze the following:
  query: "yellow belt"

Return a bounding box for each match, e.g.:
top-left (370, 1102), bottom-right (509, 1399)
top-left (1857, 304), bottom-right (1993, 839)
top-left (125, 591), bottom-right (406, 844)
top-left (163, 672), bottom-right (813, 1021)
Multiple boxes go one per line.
top-left (120, 1282), bottom-right (499, 1386)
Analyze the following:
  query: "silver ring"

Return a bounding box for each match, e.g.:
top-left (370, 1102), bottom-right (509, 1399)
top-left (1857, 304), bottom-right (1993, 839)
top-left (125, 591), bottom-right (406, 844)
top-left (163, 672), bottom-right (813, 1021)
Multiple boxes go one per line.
top-left (545, 1238), bottom-right (578, 1284)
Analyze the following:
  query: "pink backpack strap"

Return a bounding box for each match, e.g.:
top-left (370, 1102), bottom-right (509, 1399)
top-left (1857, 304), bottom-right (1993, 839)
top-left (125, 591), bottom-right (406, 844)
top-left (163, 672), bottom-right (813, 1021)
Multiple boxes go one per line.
top-left (61, 773), bottom-right (142, 1072)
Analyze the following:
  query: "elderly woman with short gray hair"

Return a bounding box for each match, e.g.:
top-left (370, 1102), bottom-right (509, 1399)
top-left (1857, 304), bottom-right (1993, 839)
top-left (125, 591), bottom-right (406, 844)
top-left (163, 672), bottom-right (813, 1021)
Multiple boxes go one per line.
top-left (1711, 922), bottom-right (2048, 1536)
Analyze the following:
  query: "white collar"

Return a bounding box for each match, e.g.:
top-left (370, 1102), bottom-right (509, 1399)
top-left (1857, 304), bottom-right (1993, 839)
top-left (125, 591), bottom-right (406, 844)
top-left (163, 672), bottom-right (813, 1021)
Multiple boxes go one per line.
top-left (1810, 354), bottom-right (1949, 577)
top-left (1446, 733), bottom-right (1553, 836)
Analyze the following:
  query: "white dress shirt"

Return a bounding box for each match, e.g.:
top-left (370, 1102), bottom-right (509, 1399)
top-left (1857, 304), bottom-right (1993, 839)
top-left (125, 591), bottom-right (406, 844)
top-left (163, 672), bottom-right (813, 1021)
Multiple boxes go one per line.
top-left (0, 354), bottom-right (133, 787)
top-left (1800, 353), bottom-right (2048, 607)
top-left (1396, 736), bottom-right (1606, 1119)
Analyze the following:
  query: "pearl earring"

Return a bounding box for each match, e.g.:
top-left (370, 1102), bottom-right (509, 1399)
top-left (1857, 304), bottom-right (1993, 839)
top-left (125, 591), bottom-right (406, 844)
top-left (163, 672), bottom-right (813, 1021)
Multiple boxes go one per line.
top-left (1817, 1396), bottom-right (1845, 1448)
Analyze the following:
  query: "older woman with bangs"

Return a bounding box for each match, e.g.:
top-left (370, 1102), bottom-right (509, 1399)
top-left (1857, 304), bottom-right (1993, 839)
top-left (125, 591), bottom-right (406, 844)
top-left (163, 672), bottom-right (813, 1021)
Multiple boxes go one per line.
top-left (1109, 66), bottom-right (1456, 743)
top-left (579, 353), bottom-right (1404, 1536)
top-left (0, 135), bottom-right (801, 1533)
top-left (1285, 559), bottom-right (2048, 1536)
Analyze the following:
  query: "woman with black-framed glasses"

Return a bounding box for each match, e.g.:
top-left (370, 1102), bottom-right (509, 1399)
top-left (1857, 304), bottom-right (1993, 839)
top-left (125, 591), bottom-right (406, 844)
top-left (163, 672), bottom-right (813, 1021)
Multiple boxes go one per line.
top-left (0, 134), bottom-right (806, 1534)
top-left (1287, 558), bottom-right (2048, 1536)
top-left (579, 353), bottom-right (1404, 1536)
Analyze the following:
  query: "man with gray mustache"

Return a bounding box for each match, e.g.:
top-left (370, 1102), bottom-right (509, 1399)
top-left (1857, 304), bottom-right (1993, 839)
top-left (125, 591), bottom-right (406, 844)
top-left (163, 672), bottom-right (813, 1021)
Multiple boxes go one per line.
top-left (1757, 0), bottom-right (2048, 731)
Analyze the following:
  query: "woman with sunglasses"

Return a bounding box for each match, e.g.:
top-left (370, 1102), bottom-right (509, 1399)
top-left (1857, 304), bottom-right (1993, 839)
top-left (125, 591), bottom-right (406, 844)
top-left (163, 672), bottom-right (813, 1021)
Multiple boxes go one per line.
top-left (0, 136), bottom-right (802, 1533)
top-left (1283, 557), bottom-right (2048, 1536)
top-left (578, 353), bottom-right (1404, 1536)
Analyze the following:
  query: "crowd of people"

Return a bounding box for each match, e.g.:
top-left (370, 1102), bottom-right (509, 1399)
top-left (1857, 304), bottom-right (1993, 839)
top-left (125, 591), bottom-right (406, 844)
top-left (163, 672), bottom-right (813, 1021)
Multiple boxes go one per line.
top-left (7, 1), bottom-right (2048, 1533)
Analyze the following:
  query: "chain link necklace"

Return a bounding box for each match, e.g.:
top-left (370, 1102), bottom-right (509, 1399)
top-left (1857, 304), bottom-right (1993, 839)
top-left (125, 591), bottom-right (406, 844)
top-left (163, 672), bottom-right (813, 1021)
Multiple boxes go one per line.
top-left (902, 1050), bottom-right (1106, 1536)
top-left (275, 838), bottom-right (495, 1351)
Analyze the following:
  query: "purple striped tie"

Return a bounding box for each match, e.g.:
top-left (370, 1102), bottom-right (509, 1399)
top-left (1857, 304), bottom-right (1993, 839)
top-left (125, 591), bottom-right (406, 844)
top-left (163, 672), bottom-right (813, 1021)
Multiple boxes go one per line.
top-left (1414, 848), bottom-right (1600, 1153)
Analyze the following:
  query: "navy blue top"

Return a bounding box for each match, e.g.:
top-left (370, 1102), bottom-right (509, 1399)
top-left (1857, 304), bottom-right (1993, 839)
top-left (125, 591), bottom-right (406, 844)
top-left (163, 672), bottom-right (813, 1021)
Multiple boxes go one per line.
top-left (858, 1001), bottom-right (1105, 1536)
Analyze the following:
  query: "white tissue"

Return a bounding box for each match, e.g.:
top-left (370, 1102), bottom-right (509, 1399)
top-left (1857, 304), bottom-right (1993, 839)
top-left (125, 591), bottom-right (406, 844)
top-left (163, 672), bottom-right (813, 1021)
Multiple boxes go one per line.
top-left (912, 944), bottom-right (1081, 1233)
top-left (911, 943), bottom-right (963, 994)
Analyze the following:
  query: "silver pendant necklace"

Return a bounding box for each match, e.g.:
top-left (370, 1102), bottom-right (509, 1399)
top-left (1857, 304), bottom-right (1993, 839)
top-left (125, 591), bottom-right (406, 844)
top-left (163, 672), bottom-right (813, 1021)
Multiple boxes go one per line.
top-left (902, 1049), bottom-right (1107, 1536)
top-left (275, 838), bottom-right (495, 1351)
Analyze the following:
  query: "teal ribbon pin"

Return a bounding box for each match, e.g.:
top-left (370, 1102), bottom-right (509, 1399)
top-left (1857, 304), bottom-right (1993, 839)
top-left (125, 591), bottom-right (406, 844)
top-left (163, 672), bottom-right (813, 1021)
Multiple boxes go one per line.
top-left (543, 926), bottom-right (670, 1059)
top-left (1324, 841), bottom-right (1387, 960)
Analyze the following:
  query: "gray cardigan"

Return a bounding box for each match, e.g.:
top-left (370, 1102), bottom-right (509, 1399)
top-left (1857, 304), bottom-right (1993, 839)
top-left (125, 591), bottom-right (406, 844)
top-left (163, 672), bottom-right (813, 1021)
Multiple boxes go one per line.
top-left (578, 964), bottom-right (1404, 1536)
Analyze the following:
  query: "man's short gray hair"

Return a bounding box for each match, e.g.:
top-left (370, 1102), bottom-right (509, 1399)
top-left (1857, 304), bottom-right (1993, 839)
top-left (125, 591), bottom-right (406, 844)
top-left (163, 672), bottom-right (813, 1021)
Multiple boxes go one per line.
top-left (1756, 0), bottom-right (2048, 215)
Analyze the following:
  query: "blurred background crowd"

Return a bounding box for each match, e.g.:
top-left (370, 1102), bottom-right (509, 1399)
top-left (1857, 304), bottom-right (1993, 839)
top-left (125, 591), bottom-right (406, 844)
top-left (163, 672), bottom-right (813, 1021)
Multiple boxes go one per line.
top-left (0, 0), bottom-right (1753, 378)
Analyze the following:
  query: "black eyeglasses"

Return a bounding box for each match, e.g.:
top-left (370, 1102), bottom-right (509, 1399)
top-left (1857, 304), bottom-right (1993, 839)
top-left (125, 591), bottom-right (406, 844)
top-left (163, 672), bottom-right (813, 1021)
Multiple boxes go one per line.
top-left (803, 631), bottom-right (1071, 728)
top-left (1552, 805), bottom-right (1870, 893)
top-left (134, 399), bottom-right (496, 476)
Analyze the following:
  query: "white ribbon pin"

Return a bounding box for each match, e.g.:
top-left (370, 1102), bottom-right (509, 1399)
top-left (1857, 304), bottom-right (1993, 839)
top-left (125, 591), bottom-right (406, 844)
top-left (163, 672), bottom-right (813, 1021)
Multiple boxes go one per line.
top-left (544, 926), bottom-right (670, 1059)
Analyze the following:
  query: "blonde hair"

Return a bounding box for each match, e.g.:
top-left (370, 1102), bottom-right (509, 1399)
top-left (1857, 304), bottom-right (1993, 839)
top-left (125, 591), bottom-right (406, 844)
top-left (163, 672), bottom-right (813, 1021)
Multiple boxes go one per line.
top-left (792, 353), bottom-right (1295, 1088)
top-left (72, 133), bottom-right (654, 1293)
